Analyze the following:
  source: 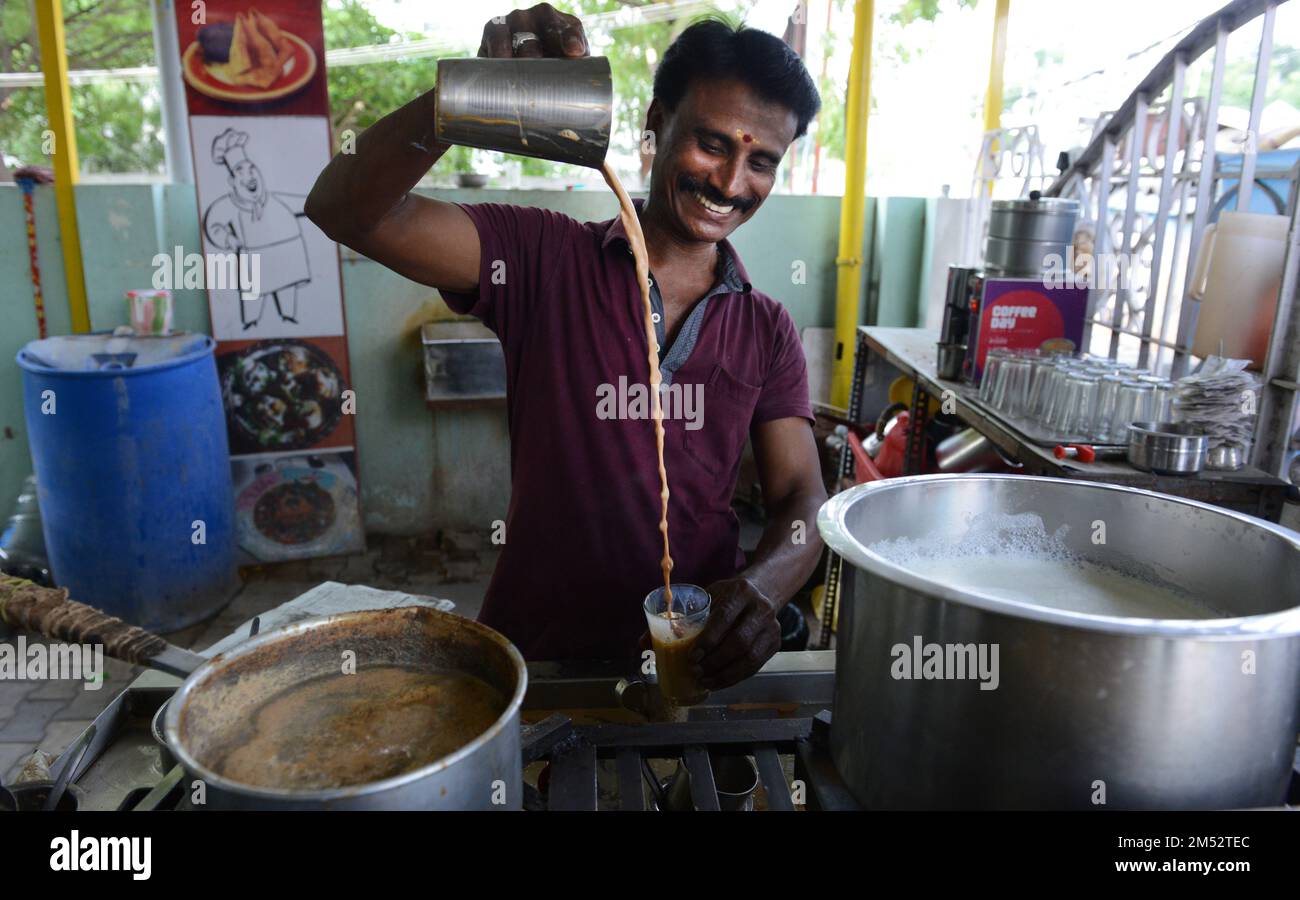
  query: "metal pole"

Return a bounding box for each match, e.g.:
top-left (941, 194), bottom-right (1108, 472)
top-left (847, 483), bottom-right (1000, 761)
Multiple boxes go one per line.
top-left (981, 0), bottom-right (1011, 198)
top-left (830, 0), bottom-right (875, 410)
top-left (151, 0), bottom-right (193, 183)
top-left (1086, 134), bottom-right (1115, 355)
top-left (33, 0), bottom-right (90, 334)
top-left (1251, 173), bottom-right (1300, 476)
top-left (1156, 175), bottom-right (1193, 373)
top-left (1235, 0), bottom-right (1276, 212)
top-left (983, 0), bottom-right (1011, 136)
top-left (1111, 93), bottom-right (1148, 359)
top-left (1173, 22), bottom-right (1230, 378)
top-left (1137, 55), bottom-right (1186, 369)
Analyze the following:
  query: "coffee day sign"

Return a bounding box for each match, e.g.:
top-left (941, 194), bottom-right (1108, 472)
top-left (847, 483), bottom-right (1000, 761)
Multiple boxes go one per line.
top-left (174, 0), bottom-right (364, 561)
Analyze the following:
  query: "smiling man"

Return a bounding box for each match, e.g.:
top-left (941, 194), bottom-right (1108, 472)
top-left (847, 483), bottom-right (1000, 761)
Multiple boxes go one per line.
top-left (306, 6), bottom-right (827, 690)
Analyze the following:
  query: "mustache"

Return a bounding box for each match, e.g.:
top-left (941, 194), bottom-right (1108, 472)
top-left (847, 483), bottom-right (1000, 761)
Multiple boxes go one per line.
top-left (678, 174), bottom-right (756, 213)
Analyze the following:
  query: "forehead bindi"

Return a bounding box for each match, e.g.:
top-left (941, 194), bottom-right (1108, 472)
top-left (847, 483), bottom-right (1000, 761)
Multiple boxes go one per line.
top-left (677, 78), bottom-right (798, 149)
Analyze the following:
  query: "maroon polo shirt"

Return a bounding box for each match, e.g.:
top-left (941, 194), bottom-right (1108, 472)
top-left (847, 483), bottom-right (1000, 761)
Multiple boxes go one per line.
top-left (441, 200), bottom-right (813, 661)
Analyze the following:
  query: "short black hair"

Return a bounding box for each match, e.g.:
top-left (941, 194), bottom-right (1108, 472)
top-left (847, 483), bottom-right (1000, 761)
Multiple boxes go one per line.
top-left (652, 18), bottom-right (822, 139)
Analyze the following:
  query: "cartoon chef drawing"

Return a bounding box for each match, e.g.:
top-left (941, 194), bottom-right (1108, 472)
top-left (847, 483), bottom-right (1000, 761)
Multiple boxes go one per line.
top-left (204, 127), bottom-right (312, 330)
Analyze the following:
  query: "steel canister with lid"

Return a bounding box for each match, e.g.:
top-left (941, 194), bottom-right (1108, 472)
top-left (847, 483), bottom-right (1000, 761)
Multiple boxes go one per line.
top-left (984, 192), bottom-right (1081, 277)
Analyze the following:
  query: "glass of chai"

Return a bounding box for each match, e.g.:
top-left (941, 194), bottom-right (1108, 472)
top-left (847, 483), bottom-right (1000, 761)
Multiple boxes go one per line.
top-left (644, 584), bottom-right (711, 707)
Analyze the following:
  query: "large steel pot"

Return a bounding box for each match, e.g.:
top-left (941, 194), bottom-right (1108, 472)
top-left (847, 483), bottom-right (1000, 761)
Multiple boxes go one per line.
top-left (817, 474), bottom-right (1300, 810)
top-left (0, 582), bottom-right (526, 810)
top-left (163, 607), bottom-right (526, 810)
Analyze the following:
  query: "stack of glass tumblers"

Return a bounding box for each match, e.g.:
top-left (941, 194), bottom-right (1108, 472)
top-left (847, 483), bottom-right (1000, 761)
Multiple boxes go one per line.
top-left (978, 349), bottom-right (1175, 443)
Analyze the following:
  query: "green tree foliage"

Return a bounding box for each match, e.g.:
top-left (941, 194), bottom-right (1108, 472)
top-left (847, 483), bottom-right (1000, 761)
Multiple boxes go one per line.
top-left (7, 0), bottom-right (1292, 184)
top-left (811, 0), bottom-right (983, 164)
top-left (1, 0), bottom-right (159, 173)
top-left (890, 0), bottom-right (979, 27)
top-left (556, 0), bottom-right (703, 159)
top-left (1, 0), bottom-right (1001, 180)
top-left (323, 2), bottom-right (441, 142)
top-left (1204, 44), bottom-right (1300, 110)
top-left (815, 3), bottom-right (846, 163)
top-left (0, 0), bottom-right (716, 180)
top-left (322, 1), bottom-right (573, 179)
top-left (324, 0), bottom-right (729, 180)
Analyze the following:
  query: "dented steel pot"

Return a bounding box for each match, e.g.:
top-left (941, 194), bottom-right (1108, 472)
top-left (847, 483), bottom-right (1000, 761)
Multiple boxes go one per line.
top-left (161, 606), bottom-right (526, 810)
top-left (817, 474), bottom-right (1300, 810)
top-left (0, 582), bottom-right (526, 811)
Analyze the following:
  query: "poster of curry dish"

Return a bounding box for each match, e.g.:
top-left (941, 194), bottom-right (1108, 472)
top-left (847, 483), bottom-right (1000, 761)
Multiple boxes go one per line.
top-left (174, 0), bottom-right (330, 116)
top-left (231, 451), bottom-right (365, 563)
top-left (216, 336), bottom-right (356, 455)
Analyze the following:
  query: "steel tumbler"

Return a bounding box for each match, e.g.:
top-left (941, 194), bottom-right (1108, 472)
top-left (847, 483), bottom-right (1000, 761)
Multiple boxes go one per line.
top-left (434, 56), bottom-right (613, 168)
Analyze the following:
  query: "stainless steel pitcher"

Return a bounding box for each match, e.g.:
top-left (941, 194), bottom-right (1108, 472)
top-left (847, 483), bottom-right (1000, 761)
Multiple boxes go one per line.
top-left (435, 57), bottom-right (613, 168)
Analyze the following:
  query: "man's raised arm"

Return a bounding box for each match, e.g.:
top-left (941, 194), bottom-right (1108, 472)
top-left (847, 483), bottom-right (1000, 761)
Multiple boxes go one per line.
top-left (304, 91), bottom-right (479, 292)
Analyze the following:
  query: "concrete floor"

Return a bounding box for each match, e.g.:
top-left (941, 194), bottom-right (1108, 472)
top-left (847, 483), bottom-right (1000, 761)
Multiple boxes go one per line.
top-left (1, 512), bottom-right (773, 785)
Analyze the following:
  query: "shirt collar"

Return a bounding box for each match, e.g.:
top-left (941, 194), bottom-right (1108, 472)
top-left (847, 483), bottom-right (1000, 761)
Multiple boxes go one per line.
top-left (601, 198), bottom-right (752, 295)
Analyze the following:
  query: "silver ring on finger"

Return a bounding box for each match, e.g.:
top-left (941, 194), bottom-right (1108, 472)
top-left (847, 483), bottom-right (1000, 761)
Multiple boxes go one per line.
top-left (511, 31), bottom-right (540, 51)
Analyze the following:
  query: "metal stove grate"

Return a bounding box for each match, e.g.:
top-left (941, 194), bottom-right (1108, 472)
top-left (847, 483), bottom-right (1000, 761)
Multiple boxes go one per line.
top-left (522, 709), bottom-right (860, 811)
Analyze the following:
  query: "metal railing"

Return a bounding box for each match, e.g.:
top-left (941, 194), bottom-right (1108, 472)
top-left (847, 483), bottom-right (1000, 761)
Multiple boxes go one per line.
top-left (1036, 0), bottom-right (1298, 480)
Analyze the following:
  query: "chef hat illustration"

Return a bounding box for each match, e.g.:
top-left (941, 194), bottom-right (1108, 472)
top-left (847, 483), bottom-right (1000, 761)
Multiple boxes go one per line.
top-left (212, 128), bottom-right (251, 174)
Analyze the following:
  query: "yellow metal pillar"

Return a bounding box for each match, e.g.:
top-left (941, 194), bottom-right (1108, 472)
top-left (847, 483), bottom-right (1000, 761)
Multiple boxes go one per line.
top-left (983, 0), bottom-right (1011, 142)
top-left (34, 0), bottom-right (90, 334)
top-left (830, 0), bottom-right (875, 410)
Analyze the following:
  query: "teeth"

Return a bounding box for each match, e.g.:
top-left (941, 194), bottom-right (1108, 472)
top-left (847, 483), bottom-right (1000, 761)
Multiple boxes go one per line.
top-left (692, 191), bottom-right (733, 215)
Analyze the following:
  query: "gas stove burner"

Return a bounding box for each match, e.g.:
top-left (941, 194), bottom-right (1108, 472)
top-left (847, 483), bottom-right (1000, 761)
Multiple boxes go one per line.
top-left (520, 710), bottom-right (856, 811)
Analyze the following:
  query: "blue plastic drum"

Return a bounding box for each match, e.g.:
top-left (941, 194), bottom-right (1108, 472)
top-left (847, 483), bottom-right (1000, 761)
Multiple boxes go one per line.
top-left (17, 334), bottom-right (236, 632)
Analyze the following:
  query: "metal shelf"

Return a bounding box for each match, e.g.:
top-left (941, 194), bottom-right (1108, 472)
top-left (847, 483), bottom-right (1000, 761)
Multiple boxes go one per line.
top-left (853, 326), bottom-right (1287, 521)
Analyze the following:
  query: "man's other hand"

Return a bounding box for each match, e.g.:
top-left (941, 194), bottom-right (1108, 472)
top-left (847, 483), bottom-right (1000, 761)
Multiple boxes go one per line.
top-left (691, 576), bottom-right (781, 690)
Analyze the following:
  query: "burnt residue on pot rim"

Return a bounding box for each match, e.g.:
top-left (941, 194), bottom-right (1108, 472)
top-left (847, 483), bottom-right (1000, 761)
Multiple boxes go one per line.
top-left (161, 606), bottom-right (527, 802)
top-left (817, 473), bottom-right (1300, 640)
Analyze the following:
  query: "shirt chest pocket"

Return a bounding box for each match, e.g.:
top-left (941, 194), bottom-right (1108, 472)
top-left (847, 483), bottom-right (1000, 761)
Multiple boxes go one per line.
top-left (681, 363), bottom-right (761, 477)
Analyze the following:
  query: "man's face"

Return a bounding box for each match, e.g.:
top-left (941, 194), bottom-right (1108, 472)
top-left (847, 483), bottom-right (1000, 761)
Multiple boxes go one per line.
top-left (646, 77), bottom-right (798, 245)
top-left (230, 159), bottom-right (265, 204)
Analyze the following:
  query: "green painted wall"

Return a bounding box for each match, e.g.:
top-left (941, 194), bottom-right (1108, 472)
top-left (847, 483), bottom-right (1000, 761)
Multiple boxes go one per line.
top-left (870, 197), bottom-right (928, 328)
top-left (1, 186), bottom-right (73, 529)
top-left (1, 183), bottom-right (921, 534)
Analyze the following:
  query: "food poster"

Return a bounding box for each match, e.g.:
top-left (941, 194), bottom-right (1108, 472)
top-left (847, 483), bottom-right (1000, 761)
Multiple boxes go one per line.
top-left (174, 0), bottom-right (329, 116)
top-left (175, 1), bottom-right (363, 561)
top-left (190, 116), bottom-right (344, 340)
top-left (217, 336), bottom-right (355, 455)
top-left (232, 451), bottom-right (364, 563)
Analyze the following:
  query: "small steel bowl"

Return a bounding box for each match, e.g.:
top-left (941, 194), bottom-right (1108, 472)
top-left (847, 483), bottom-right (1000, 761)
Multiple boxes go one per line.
top-left (1127, 421), bottom-right (1209, 475)
top-left (1207, 443), bottom-right (1245, 471)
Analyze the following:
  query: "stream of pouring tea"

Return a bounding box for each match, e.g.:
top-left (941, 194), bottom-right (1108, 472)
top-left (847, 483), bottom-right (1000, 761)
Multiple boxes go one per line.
top-left (601, 161), bottom-right (675, 612)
